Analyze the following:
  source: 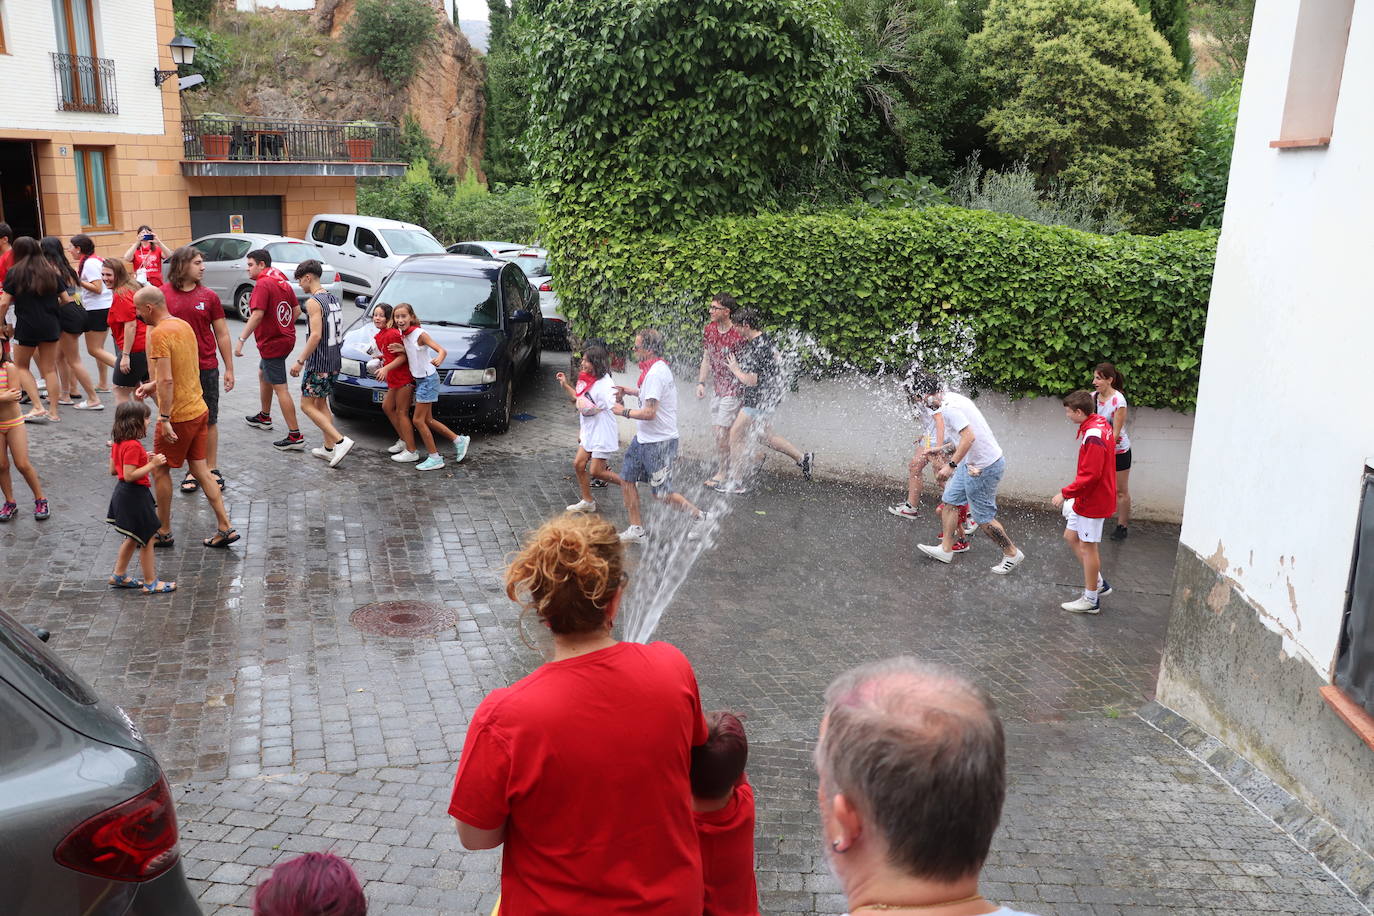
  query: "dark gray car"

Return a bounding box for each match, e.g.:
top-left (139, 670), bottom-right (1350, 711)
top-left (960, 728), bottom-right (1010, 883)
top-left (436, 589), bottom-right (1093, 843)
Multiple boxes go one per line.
top-left (0, 610), bottom-right (201, 915)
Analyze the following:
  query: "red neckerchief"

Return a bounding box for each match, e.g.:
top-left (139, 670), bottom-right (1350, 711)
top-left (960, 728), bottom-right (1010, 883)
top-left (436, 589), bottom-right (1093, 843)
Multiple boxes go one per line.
top-left (575, 371), bottom-right (595, 397)
top-left (636, 357), bottom-right (661, 389)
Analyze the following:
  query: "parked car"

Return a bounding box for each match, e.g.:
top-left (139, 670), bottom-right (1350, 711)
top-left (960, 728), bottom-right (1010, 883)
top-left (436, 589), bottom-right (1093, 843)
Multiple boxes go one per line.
top-left (446, 240), bottom-right (525, 259)
top-left (331, 254), bottom-right (543, 432)
top-left (499, 247), bottom-right (567, 348)
top-left (0, 609), bottom-right (200, 915)
top-left (190, 233), bottom-right (344, 321)
top-left (307, 214), bottom-right (446, 297)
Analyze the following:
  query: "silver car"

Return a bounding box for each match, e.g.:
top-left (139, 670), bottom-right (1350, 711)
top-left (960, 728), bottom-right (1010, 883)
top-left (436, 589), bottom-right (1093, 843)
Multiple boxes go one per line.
top-left (0, 610), bottom-right (200, 914)
top-left (190, 233), bottom-right (344, 321)
top-left (499, 247), bottom-right (566, 347)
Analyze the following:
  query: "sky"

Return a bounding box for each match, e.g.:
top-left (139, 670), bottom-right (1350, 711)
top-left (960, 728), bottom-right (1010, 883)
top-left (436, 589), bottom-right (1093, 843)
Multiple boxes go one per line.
top-left (455, 0), bottom-right (488, 19)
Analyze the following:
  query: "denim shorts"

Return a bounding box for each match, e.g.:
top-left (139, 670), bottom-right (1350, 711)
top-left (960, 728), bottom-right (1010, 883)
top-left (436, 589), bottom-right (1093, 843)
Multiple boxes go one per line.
top-left (621, 436), bottom-right (678, 495)
top-left (414, 372), bottom-right (439, 404)
top-left (941, 457), bottom-right (1006, 525)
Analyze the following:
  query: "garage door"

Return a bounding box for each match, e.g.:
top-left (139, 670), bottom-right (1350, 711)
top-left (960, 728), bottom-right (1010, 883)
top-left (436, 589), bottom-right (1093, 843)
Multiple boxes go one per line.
top-left (189, 195), bottom-right (283, 239)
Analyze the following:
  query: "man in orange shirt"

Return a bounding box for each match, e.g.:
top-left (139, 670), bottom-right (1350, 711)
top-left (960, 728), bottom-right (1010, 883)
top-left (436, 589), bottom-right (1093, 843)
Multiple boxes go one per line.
top-left (134, 287), bottom-right (238, 549)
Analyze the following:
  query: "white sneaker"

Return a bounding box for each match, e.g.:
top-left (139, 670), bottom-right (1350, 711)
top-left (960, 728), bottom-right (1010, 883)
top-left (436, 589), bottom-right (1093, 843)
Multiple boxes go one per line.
top-left (328, 436), bottom-right (355, 468)
top-left (387, 438), bottom-right (406, 454)
top-left (687, 511), bottom-right (711, 542)
top-left (310, 446), bottom-right (333, 461)
top-left (391, 449), bottom-right (421, 463)
top-left (1062, 596), bottom-right (1101, 614)
top-left (887, 502), bottom-right (920, 520)
top-left (989, 549), bottom-right (1026, 575)
top-left (74, 399), bottom-right (104, 410)
top-left (917, 543), bottom-right (954, 564)
top-left (618, 525), bottom-right (648, 543)
top-left (566, 499), bottom-right (596, 513)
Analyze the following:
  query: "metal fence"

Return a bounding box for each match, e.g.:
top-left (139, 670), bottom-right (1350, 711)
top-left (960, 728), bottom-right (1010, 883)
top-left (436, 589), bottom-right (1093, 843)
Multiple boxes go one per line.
top-left (182, 116), bottom-right (401, 162)
top-left (52, 52), bottom-right (118, 114)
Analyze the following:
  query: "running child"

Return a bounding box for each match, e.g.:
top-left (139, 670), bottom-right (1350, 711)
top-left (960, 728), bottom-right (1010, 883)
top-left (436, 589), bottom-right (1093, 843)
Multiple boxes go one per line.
top-left (368, 304), bottom-right (418, 462)
top-left (390, 303), bottom-right (470, 471)
top-left (557, 343), bottom-right (623, 512)
top-left (692, 711), bottom-right (760, 916)
top-left (1092, 361), bottom-right (1133, 540)
top-left (0, 348), bottom-right (47, 521)
top-left (1052, 390), bottom-right (1117, 614)
top-left (106, 401), bottom-right (174, 593)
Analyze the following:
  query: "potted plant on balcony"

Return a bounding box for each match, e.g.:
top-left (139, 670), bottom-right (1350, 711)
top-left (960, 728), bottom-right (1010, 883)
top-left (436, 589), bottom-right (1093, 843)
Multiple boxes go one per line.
top-left (344, 121), bottom-right (377, 161)
top-left (198, 112), bottom-right (233, 160)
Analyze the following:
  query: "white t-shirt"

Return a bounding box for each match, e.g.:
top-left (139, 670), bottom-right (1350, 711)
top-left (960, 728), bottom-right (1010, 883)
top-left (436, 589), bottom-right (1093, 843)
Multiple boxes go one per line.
top-left (635, 360), bottom-right (678, 443)
top-left (80, 257), bottom-right (112, 311)
top-left (402, 326), bottom-right (437, 379)
top-left (1094, 390), bottom-right (1131, 453)
top-left (579, 375), bottom-right (619, 454)
top-left (937, 391), bottom-right (1003, 469)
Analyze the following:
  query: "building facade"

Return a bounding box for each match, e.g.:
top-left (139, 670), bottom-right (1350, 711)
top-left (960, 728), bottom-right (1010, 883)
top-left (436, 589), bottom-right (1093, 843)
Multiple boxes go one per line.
top-left (1158, 0), bottom-right (1374, 853)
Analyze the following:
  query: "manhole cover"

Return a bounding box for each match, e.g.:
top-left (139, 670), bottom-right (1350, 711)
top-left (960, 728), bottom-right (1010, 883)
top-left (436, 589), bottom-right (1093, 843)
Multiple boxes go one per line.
top-left (350, 601), bottom-right (458, 637)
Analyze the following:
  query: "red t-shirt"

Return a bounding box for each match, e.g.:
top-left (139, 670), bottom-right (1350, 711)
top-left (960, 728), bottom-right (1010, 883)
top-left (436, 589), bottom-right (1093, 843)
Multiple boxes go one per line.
top-left (163, 284), bottom-right (225, 369)
top-left (704, 322), bottom-right (744, 396)
top-left (696, 776), bottom-right (760, 916)
top-left (107, 290), bottom-right (146, 353)
top-left (0, 247), bottom-right (13, 287)
top-left (112, 439), bottom-right (152, 487)
top-left (248, 270), bottom-right (297, 359)
top-left (449, 641), bottom-right (709, 915)
top-left (374, 328), bottom-right (412, 388)
top-left (131, 245), bottom-right (163, 287)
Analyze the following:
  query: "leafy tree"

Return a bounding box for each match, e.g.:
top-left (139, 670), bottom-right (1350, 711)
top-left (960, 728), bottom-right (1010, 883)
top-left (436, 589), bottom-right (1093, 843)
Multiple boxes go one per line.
top-left (344, 0), bottom-right (434, 85)
top-left (1134, 0), bottom-right (1190, 73)
top-left (482, 10), bottom-right (533, 185)
top-left (967, 0), bottom-right (1200, 223)
top-left (1192, 0), bottom-right (1254, 88)
top-left (1174, 79), bottom-right (1240, 228)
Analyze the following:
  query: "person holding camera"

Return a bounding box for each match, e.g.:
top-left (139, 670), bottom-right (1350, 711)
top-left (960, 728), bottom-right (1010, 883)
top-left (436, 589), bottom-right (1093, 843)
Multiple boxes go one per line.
top-left (122, 225), bottom-right (170, 288)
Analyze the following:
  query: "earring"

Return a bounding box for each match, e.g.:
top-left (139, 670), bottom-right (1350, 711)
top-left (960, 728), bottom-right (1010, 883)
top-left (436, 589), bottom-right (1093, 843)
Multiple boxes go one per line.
top-left (831, 839), bottom-right (846, 853)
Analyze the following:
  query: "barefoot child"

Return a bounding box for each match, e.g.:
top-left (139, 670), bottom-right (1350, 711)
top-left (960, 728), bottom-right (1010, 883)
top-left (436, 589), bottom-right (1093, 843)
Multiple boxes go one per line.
top-left (0, 348), bottom-right (48, 522)
top-left (1052, 390), bottom-right (1117, 614)
top-left (692, 711), bottom-right (760, 916)
top-left (391, 303), bottom-right (470, 471)
top-left (106, 401), bottom-right (175, 593)
top-left (558, 343), bottom-right (623, 512)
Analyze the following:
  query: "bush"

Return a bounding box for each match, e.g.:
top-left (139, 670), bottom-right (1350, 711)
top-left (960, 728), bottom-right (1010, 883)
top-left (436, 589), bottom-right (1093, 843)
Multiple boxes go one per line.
top-left (357, 162), bottom-right (541, 245)
top-left (549, 206), bottom-right (1217, 410)
top-left (173, 14), bottom-right (226, 88)
top-left (173, 0), bottom-right (213, 24)
top-left (948, 155), bottom-right (1126, 234)
top-left (1174, 80), bottom-right (1240, 229)
top-left (345, 0), bottom-right (434, 85)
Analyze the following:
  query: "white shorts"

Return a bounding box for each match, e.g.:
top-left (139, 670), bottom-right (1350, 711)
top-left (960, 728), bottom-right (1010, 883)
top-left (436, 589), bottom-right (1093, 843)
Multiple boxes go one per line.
top-left (709, 393), bottom-right (742, 428)
top-left (1065, 507), bottom-right (1105, 543)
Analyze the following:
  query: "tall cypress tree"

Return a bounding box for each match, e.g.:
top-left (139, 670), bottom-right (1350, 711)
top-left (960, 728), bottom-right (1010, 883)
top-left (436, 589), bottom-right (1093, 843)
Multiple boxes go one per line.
top-left (1136, 0), bottom-right (1191, 73)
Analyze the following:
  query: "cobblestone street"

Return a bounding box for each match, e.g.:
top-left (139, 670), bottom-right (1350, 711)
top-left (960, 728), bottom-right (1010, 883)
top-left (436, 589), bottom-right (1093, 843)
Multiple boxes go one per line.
top-left (4, 348), bottom-right (1369, 916)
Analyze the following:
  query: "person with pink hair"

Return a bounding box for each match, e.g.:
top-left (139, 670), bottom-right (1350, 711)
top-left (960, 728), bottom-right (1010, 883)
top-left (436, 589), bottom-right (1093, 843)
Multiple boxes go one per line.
top-left (253, 852), bottom-right (366, 916)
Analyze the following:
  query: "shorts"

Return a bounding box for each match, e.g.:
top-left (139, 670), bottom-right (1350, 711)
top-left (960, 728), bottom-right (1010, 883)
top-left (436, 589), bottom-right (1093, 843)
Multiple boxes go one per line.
top-left (1116, 449), bottom-right (1132, 472)
top-left (1065, 506), bottom-right (1106, 543)
top-left (83, 308), bottom-right (109, 333)
top-left (58, 301), bottom-right (86, 335)
top-left (199, 368), bottom-right (220, 425)
top-left (590, 450), bottom-right (616, 461)
top-left (155, 410), bottom-right (209, 469)
top-left (740, 404), bottom-right (772, 420)
top-left (621, 436), bottom-right (679, 496)
top-left (112, 351), bottom-right (149, 388)
top-left (941, 456), bottom-right (1006, 525)
top-left (709, 393), bottom-right (741, 428)
top-left (301, 369), bottom-right (337, 399)
top-left (414, 372), bottom-right (439, 404)
top-left (260, 357), bottom-right (287, 386)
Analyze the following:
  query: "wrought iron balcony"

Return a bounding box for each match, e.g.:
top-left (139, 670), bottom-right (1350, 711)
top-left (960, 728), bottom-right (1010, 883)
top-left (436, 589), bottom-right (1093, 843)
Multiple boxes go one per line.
top-left (182, 115), bottom-right (402, 164)
top-left (52, 52), bottom-right (118, 114)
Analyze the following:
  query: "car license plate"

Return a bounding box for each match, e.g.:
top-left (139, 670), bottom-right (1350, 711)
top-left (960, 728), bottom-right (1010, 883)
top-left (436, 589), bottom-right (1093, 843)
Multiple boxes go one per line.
top-left (371, 389), bottom-right (385, 403)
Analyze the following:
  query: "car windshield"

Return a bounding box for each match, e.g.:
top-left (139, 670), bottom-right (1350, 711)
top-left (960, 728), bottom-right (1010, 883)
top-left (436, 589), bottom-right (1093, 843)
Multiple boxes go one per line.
top-left (380, 229), bottom-right (445, 255)
top-left (264, 242), bottom-right (318, 264)
top-left (0, 609), bottom-right (98, 705)
top-left (377, 272), bottom-right (500, 328)
top-left (509, 256), bottom-right (549, 278)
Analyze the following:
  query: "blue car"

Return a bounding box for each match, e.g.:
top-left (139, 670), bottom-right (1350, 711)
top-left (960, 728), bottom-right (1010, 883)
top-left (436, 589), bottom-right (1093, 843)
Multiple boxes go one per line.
top-left (330, 254), bottom-right (543, 432)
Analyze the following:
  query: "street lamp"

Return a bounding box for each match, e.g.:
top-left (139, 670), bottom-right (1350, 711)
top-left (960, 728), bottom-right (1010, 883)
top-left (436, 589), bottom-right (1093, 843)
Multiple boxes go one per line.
top-left (153, 34), bottom-right (198, 86)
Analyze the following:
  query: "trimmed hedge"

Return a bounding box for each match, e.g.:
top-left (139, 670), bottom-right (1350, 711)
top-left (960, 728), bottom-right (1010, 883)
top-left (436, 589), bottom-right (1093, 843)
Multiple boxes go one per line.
top-left (549, 206), bottom-right (1217, 411)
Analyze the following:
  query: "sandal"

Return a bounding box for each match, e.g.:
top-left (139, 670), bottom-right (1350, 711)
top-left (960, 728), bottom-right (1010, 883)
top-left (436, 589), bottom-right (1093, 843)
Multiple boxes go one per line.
top-left (703, 478), bottom-right (724, 490)
top-left (109, 574), bottom-right (145, 589)
top-left (202, 528), bottom-right (240, 549)
top-left (180, 474), bottom-right (200, 493)
top-left (142, 580), bottom-right (177, 594)
top-left (211, 469), bottom-right (226, 490)
top-left (153, 532), bottom-right (175, 549)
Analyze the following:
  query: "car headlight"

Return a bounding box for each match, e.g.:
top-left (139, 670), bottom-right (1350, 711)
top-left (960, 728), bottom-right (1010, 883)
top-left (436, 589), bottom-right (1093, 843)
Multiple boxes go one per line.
top-left (448, 367), bottom-right (497, 386)
top-left (340, 358), bottom-right (364, 378)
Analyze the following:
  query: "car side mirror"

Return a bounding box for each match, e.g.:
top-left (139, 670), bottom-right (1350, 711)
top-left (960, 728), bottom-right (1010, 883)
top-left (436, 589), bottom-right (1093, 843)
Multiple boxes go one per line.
top-left (511, 309), bottom-right (534, 323)
top-left (356, 295), bottom-right (371, 310)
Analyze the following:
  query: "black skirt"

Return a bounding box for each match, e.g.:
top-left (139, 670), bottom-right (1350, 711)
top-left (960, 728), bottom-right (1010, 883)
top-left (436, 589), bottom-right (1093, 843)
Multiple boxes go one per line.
top-left (106, 480), bottom-right (160, 545)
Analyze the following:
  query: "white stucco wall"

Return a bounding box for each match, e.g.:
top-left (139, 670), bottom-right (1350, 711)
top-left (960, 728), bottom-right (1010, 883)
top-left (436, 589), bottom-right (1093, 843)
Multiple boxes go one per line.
top-left (1178, 0), bottom-right (1374, 675)
top-left (0, 1), bottom-right (166, 135)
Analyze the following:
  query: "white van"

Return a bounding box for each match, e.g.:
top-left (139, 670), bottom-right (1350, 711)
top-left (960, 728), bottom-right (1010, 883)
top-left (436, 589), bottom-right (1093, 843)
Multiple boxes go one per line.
top-left (306, 214), bottom-right (446, 297)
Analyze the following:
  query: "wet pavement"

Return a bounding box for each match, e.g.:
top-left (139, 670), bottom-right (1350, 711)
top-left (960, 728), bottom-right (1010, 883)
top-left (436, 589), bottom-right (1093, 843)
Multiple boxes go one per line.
top-left (4, 345), bottom-right (1368, 915)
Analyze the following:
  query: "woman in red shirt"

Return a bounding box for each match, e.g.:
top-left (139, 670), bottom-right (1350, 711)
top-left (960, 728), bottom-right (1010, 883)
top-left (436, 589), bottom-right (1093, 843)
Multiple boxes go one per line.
top-left (122, 225), bottom-right (169, 288)
top-left (450, 513), bottom-right (709, 915)
top-left (104, 259), bottom-right (147, 405)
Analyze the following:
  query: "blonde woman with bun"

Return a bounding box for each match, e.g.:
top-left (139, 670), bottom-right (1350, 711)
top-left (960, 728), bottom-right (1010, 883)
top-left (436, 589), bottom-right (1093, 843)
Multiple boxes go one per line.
top-left (449, 512), bottom-right (709, 915)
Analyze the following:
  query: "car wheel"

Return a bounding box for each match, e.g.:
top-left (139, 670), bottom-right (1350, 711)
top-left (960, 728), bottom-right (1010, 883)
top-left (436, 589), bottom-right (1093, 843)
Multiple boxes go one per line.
top-left (234, 285), bottom-right (253, 321)
top-left (488, 377), bottom-right (513, 433)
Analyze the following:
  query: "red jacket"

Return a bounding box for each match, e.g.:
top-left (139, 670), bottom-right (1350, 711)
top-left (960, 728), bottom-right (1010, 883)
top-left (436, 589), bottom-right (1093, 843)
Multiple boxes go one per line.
top-left (1061, 414), bottom-right (1117, 518)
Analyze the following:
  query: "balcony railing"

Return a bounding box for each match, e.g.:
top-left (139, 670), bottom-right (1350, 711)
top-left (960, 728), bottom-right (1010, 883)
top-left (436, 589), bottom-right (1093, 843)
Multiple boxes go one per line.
top-left (52, 52), bottom-right (118, 114)
top-left (182, 116), bottom-right (402, 163)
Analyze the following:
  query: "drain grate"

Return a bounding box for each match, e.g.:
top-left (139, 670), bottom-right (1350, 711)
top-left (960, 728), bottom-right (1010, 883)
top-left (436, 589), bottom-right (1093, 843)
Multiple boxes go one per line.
top-left (350, 600), bottom-right (459, 637)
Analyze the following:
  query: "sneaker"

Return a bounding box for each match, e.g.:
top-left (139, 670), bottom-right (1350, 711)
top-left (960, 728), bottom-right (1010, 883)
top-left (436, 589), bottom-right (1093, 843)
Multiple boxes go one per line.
top-left (962, 517), bottom-right (979, 537)
top-left (73, 399), bottom-right (104, 410)
top-left (887, 502), bottom-right (920, 520)
top-left (566, 499), bottom-right (596, 513)
top-left (618, 524), bottom-right (648, 543)
top-left (310, 446), bottom-right (334, 461)
top-left (687, 511), bottom-right (711, 542)
top-left (416, 454), bottom-right (446, 471)
top-left (391, 449), bottom-right (421, 463)
top-left (0, 501), bottom-right (15, 522)
top-left (989, 549), bottom-right (1026, 575)
top-left (1111, 524), bottom-right (1128, 541)
top-left (33, 498), bottom-right (50, 521)
top-left (273, 431), bottom-right (306, 451)
top-left (245, 412), bottom-right (273, 429)
top-left (917, 543), bottom-right (954, 564)
top-left (328, 436), bottom-right (355, 468)
top-left (452, 434), bottom-right (470, 463)
top-left (799, 452), bottom-right (814, 481)
top-left (951, 539), bottom-right (971, 553)
top-left (1062, 595), bottom-right (1101, 614)
top-left (387, 438), bottom-right (406, 454)
top-left (1098, 579), bottom-right (1114, 597)
top-left (590, 477), bottom-right (609, 489)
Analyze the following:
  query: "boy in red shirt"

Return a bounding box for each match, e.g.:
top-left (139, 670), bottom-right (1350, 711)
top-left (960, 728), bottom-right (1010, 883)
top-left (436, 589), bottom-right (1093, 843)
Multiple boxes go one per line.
top-left (235, 249), bottom-right (303, 450)
top-left (692, 711), bottom-right (760, 916)
top-left (1052, 389), bottom-right (1117, 614)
